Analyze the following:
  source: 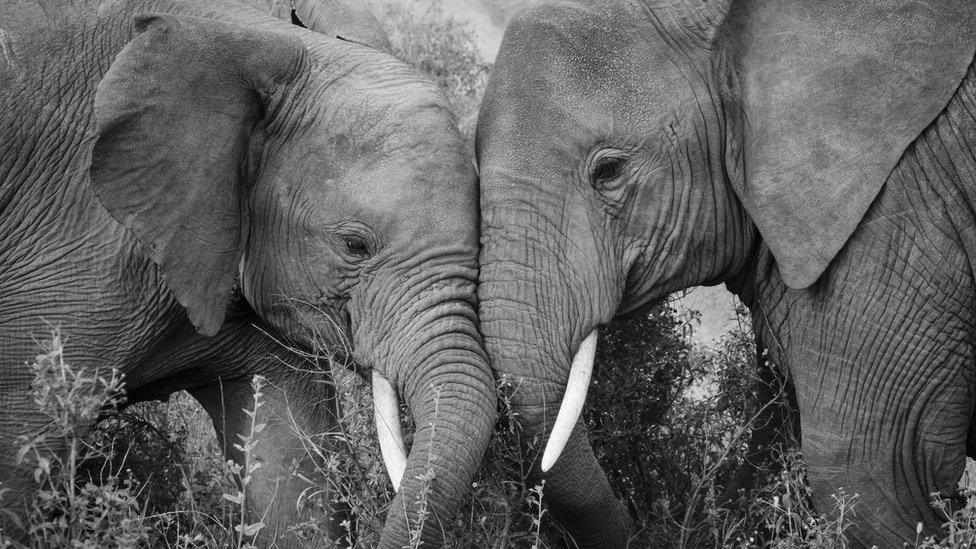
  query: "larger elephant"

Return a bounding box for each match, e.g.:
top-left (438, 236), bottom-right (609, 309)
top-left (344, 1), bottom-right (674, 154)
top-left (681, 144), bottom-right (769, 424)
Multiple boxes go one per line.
top-left (0, 1), bottom-right (496, 547)
top-left (475, 0), bottom-right (976, 546)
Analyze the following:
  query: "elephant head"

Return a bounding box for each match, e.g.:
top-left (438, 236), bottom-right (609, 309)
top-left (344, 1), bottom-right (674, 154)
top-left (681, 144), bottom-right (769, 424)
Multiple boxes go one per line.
top-left (88, 10), bottom-right (495, 548)
top-left (476, 0), bottom-right (976, 544)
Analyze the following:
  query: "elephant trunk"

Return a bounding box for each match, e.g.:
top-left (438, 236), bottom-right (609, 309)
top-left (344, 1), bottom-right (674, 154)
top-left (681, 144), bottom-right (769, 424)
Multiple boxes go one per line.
top-left (362, 272), bottom-right (497, 548)
top-left (379, 367), bottom-right (495, 546)
top-left (477, 191), bottom-right (631, 548)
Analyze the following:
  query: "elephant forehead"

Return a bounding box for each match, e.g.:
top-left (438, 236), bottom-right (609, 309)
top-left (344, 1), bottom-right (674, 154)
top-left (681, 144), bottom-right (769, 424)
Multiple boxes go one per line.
top-left (267, 149), bottom-right (478, 240)
top-left (498, 0), bottom-right (687, 90)
top-left (297, 98), bottom-right (456, 154)
top-left (288, 41), bottom-right (460, 155)
top-left (350, 157), bottom-right (477, 210)
top-left (481, 0), bottom-right (695, 163)
top-left (271, 98), bottom-right (469, 188)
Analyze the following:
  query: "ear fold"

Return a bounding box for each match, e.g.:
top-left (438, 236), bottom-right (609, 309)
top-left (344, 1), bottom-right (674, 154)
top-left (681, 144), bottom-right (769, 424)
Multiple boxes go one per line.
top-left (236, 0), bottom-right (390, 51)
top-left (292, 0), bottom-right (391, 51)
top-left (90, 14), bottom-right (304, 336)
top-left (722, 0), bottom-right (976, 288)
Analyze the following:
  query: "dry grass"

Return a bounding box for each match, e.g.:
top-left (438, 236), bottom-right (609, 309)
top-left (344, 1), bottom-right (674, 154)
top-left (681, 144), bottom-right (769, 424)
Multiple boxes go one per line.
top-left (5, 307), bottom-right (976, 548)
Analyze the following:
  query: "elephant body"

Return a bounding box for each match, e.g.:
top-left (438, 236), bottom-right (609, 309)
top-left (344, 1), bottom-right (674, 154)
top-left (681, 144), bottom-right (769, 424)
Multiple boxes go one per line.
top-left (0, 1), bottom-right (496, 547)
top-left (475, 0), bottom-right (976, 546)
top-left (747, 59), bottom-right (976, 544)
top-left (0, 2), bottom-right (278, 514)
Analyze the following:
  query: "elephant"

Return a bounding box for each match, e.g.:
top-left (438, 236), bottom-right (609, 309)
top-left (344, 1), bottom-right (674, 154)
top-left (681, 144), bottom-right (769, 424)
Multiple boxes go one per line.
top-left (239, 0), bottom-right (392, 51)
top-left (0, 0), bottom-right (496, 547)
top-left (474, 0), bottom-right (976, 546)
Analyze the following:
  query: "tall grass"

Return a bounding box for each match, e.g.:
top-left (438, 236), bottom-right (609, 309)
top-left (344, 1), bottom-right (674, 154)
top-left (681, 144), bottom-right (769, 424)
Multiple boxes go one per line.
top-left (5, 315), bottom-right (976, 548)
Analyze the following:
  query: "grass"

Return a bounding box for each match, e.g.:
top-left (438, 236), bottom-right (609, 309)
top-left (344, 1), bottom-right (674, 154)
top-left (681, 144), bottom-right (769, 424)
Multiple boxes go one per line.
top-left (6, 312), bottom-right (976, 548)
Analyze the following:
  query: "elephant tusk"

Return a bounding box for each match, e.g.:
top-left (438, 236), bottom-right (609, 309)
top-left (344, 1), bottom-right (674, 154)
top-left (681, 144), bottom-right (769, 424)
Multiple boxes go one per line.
top-left (541, 329), bottom-right (598, 473)
top-left (372, 371), bottom-right (407, 491)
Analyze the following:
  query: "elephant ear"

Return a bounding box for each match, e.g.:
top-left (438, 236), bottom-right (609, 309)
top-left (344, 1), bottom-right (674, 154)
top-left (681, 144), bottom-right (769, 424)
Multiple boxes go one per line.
top-left (234, 0), bottom-right (389, 51)
top-left (90, 14), bottom-right (304, 336)
top-left (291, 0), bottom-right (391, 51)
top-left (723, 0), bottom-right (976, 289)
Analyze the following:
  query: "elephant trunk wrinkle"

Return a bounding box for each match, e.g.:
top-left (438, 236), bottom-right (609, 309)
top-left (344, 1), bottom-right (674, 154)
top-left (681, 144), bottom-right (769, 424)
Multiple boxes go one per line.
top-left (360, 277), bottom-right (495, 548)
top-left (376, 351), bottom-right (497, 549)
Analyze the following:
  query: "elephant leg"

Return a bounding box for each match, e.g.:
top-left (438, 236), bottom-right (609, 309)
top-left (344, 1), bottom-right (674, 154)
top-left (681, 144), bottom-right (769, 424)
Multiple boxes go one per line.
top-left (189, 368), bottom-right (347, 548)
top-left (794, 354), bottom-right (972, 547)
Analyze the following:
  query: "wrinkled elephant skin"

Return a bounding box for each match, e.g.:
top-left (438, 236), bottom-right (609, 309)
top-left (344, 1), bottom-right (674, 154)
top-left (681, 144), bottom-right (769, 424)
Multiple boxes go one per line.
top-left (0, 1), bottom-right (496, 547)
top-left (475, 0), bottom-right (976, 546)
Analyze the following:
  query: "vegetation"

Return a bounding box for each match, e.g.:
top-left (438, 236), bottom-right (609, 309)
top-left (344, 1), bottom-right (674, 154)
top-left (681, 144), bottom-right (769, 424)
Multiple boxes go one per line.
top-left (6, 306), bottom-right (976, 548)
top-left (3, 3), bottom-right (976, 548)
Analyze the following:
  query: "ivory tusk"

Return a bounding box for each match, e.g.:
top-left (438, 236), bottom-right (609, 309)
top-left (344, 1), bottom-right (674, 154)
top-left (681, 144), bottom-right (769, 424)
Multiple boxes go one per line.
top-left (541, 329), bottom-right (598, 473)
top-left (372, 371), bottom-right (407, 491)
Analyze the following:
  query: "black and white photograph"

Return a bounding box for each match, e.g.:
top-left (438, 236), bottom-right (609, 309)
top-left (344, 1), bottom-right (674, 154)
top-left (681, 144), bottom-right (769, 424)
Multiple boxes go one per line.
top-left (1, 0), bottom-right (974, 547)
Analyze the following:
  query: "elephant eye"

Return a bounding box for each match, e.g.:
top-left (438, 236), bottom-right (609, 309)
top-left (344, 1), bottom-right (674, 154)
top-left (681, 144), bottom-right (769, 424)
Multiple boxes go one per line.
top-left (590, 154), bottom-right (627, 189)
top-left (343, 235), bottom-right (371, 258)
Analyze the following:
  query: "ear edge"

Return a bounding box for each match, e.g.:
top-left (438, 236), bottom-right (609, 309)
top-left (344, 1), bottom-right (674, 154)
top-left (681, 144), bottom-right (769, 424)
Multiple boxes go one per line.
top-left (91, 14), bottom-right (291, 337)
top-left (716, 0), bottom-right (976, 290)
top-left (291, 0), bottom-right (391, 52)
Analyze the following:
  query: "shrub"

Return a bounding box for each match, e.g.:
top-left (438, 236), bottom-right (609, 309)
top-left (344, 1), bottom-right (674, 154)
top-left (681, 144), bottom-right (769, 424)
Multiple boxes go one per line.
top-left (585, 304), bottom-right (698, 523)
top-left (10, 308), bottom-right (976, 548)
top-left (0, 332), bottom-right (148, 549)
top-left (84, 394), bottom-right (235, 547)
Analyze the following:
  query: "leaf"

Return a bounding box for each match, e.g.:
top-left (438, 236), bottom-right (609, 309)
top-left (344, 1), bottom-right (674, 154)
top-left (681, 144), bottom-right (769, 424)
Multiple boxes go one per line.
top-left (235, 522), bottom-right (265, 537)
top-left (222, 492), bottom-right (243, 505)
top-left (15, 443), bottom-right (32, 464)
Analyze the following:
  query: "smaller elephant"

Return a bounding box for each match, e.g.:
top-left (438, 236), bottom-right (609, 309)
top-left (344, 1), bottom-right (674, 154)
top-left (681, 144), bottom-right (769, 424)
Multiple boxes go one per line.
top-left (475, 0), bottom-right (976, 547)
top-left (0, 1), bottom-right (496, 547)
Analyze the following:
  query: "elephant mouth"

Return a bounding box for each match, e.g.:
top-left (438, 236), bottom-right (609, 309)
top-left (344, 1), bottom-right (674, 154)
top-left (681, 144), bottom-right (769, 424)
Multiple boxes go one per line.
top-left (541, 329), bottom-right (599, 472)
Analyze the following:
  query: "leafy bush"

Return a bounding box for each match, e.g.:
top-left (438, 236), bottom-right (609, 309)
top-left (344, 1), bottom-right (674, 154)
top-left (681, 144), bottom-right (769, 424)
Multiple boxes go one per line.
top-left (585, 305), bottom-right (698, 522)
top-left (82, 394), bottom-right (235, 546)
top-left (0, 333), bottom-right (148, 549)
top-left (584, 303), bottom-right (855, 548)
top-left (0, 333), bottom-right (279, 549)
top-left (0, 334), bottom-right (148, 549)
top-left (581, 303), bottom-right (759, 546)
